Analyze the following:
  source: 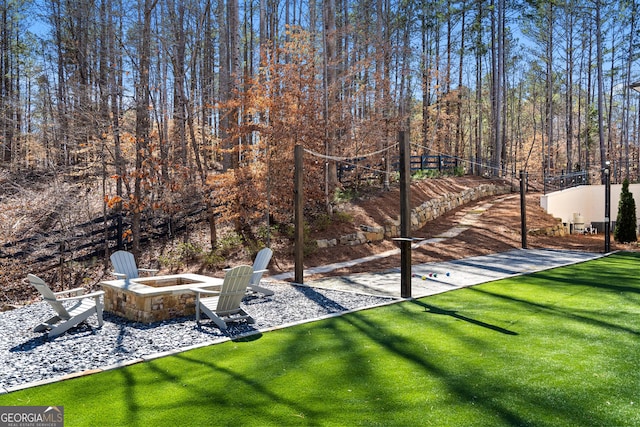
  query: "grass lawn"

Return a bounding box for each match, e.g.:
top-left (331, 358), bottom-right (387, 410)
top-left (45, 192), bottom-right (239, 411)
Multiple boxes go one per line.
top-left (1, 252), bottom-right (639, 426)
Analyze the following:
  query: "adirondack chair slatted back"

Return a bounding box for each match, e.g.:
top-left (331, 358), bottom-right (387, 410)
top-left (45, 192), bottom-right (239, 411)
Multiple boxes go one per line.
top-left (110, 250), bottom-right (139, 279)
top-left (27, 274), bottom-right (71, 320)
top-left (27, 274), bottom-right (105, 337)
top-left (216, 265), bottom-right (253, 315)
top-left (250, 248), bottom-right (272, 287)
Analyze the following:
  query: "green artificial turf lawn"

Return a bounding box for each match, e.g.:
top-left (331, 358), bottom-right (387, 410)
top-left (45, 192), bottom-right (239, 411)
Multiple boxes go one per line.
top-left (1, 252), bottom-right (639, 426)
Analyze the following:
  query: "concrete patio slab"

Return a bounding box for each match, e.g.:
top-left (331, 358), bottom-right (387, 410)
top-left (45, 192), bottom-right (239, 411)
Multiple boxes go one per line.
top-left (301, 248), bottom-right (605, 298)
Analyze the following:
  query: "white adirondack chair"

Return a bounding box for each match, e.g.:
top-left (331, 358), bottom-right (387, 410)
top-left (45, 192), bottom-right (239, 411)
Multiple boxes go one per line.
top-left (28, 274), bottom-right (105, 338)
top-left (247, 247), bottom-right (274, 296)
top-left (191, 265), bottom-right (255, 330)
top-left (110, 250), bottom-right (158, 280)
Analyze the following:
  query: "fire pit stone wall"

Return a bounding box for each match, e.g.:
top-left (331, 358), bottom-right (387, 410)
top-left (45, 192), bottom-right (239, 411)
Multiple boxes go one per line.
top-left (100, 274), bottom-right (223, 323)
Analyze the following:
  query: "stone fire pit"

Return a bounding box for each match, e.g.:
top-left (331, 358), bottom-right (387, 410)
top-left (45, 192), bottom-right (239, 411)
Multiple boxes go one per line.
top-left (100, 273), bottom-right (223, 323)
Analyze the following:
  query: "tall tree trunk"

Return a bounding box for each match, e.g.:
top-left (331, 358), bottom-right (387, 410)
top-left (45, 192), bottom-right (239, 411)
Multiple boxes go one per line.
top-left (474, 0), bottom-right (483, 176)
top-left (98, 0), bottom-right (110, 257)
top-left (1, 5), bottom-right (13, 163)
top-left (545, 2), bottom-right (554, 176)
top-left (375, 0), bottom-right (391, 190)
top-left (218, 0), bottom-right (230, 169)
top-left (622, 3), bottom-right (636, 179)
top-left (456, 0), bottom-right (467, 162)
top-left (586, 24), bottom-right (594, 176)
top-left (565, 2), bottom-right (574, 173)
top-left (595, 0), bottom-right (606, 180)
top-left (421, 4), bottom-right (431, 157)
top-left (169, 0), bottom-right (188, 166)
top-left (318, 0), bottom-right (339, 213)
top-left (492, 0), bottom-right (505, 176)
top-left (324, 0), bottom-right (338, 192)
top-left (133, 0), bottom-right (157, 255)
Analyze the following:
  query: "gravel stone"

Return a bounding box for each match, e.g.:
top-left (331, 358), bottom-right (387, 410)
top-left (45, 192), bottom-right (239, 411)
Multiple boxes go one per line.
top-left (0, 282), bottom-right (394, 391)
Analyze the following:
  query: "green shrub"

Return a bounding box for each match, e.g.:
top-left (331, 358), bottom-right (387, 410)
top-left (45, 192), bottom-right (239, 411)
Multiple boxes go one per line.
top-left (412, 169), bottom-right (440, 179)
top-left (309, 211), bottom-right (353, 234)
top-left (333, 211), bottom-right (353, 223)
top-left (614, 178), bottom-right (637, 243)
top-left (202, 251), bottom-right (225, 268)
top-left (313, 213), bottom-right (332, 231)
top-left (304, 239), bottom-right (318, 257)
top-left (452, 166), bottom-right (465, 177)
top-left (256, 224), bottom-right (277, 244)
top-left (177, 242), bottom-right (203, 262)
top-left (217, 233), bottom-right (243, 252)
top-left (158, 253), bottom-right (183, 271)
top-left (333, 187), bottom-right (359, 202)
top-left (284, 221), bottom-right (310, 240)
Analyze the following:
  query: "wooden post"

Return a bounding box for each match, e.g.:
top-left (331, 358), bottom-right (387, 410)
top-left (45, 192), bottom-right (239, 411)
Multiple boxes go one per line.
top-left (399, 131), bottom-right (411, 298)
top-left (520, 170), bottom-right (528, 249)
top-left (294, 144), bottom-right (304, 283)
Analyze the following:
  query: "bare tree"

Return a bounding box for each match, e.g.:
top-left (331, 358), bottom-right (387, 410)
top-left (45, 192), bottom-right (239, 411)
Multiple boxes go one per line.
top-left (492, 0), bottom-right (505, 176)
top-left (595, 0), bottom-right (606, 178)
top-left (132, 0), bottom-right (158, 255)
top-left (323, 0), bottom-right (338, 195)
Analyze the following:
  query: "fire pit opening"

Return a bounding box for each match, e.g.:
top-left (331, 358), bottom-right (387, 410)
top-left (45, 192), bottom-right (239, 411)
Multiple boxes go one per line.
top-left (130, 276), bottom-right (205, 288)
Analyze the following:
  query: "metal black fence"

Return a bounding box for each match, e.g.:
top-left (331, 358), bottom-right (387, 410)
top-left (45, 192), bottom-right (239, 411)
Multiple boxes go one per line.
top-left (544, 170), bottom-right (589, 194)
top-left (338, 154), bottom-right (460, 184)
top-left (408, 155), bottom-right (460, 173)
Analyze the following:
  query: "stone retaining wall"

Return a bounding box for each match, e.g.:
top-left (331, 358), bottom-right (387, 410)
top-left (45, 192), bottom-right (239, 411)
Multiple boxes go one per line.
top-left (527, 218), bottom-right (568, 237)
top-left (317, 183), bottom-right (512, 248)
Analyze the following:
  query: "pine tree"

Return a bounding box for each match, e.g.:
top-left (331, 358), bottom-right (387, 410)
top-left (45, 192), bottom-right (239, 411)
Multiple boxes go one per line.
top-left (614, 179), bottom-right (637, 243)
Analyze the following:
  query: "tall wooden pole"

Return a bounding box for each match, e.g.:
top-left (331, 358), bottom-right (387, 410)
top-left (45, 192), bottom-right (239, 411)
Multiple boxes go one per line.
top-left (604, 161), bottom-right (611, 253)
top-left (520, 170), bottom-right (528, 249)
top-left (294, 144), bottom-right (304, 283)
top-left (399, 131), bottom-right (412, 298)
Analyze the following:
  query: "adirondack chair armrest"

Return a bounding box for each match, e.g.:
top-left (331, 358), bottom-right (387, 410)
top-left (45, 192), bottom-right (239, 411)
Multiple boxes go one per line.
top-left (224, 267), bottom-right (264, 273)
top-left (138, 268), bottom-right (159, 276)
top-left (58, 290), bottom-right (105, 302)
top-left (190, 287), bottom-right (221, 296)
top-left (53, 287), bottom-right (85, 297)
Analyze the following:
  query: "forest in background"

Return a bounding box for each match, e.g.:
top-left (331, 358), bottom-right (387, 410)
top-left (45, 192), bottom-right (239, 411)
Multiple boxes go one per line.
top-left (1, 0), bottom-right (640, 259)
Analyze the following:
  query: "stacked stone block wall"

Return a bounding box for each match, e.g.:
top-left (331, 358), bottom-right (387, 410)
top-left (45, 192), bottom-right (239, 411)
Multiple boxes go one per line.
top-left (316, 183), bottom-right (512, 248)
top-left (527, 217), bottom-right (568, 237)
top-left (103, 287), bottom-right (196, 323)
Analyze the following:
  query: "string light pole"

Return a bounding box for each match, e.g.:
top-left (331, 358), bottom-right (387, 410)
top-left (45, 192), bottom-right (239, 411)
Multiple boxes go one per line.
top-left (397, 130), bottom-right (412, 298)
top-left (520, 170), bottom-right (528, 249)
top-left (604, 160), bottom-right (611, 253)
top-left (294, 144), bottom-right (304, 283)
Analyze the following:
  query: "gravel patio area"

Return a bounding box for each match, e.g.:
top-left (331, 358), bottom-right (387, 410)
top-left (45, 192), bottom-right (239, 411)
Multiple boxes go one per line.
top-left (0, 281), bottom-right (395, 393)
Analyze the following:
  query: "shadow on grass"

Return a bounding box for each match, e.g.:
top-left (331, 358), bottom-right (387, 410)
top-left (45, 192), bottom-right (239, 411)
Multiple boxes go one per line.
top-left (168, 351), bottom-right (317, 421)
top-left (232, 333), bottom-right (263, 342)
top-left (470, 285), bottom-right (640, 336)
top-left (411, 300), bottom-right (518, 335)
top-left (325, 305), bottom-right (531, 426)
top-left (533, 270), bottom-right (640, 295)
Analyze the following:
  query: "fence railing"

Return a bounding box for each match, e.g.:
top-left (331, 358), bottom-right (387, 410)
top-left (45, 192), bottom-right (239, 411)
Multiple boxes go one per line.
top-left (338, 154), bottom-right (460, 183)
top-left (544, 171), bottom-right (589, 194)
top-left (408, 155), bottom-right (459, 173)
top-left (0, 204), bottom-right (207, 268)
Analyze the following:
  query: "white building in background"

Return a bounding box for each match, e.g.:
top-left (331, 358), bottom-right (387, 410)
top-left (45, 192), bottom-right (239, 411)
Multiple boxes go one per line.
top-left (540, 184), bottom-right (640, 233)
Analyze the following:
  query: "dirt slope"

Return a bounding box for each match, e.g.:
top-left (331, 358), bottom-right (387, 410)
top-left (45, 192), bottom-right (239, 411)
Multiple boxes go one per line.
top-left (275, 176), bottom-right (635, 280)
top-left (2, 174), bottom-right (635, 307)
